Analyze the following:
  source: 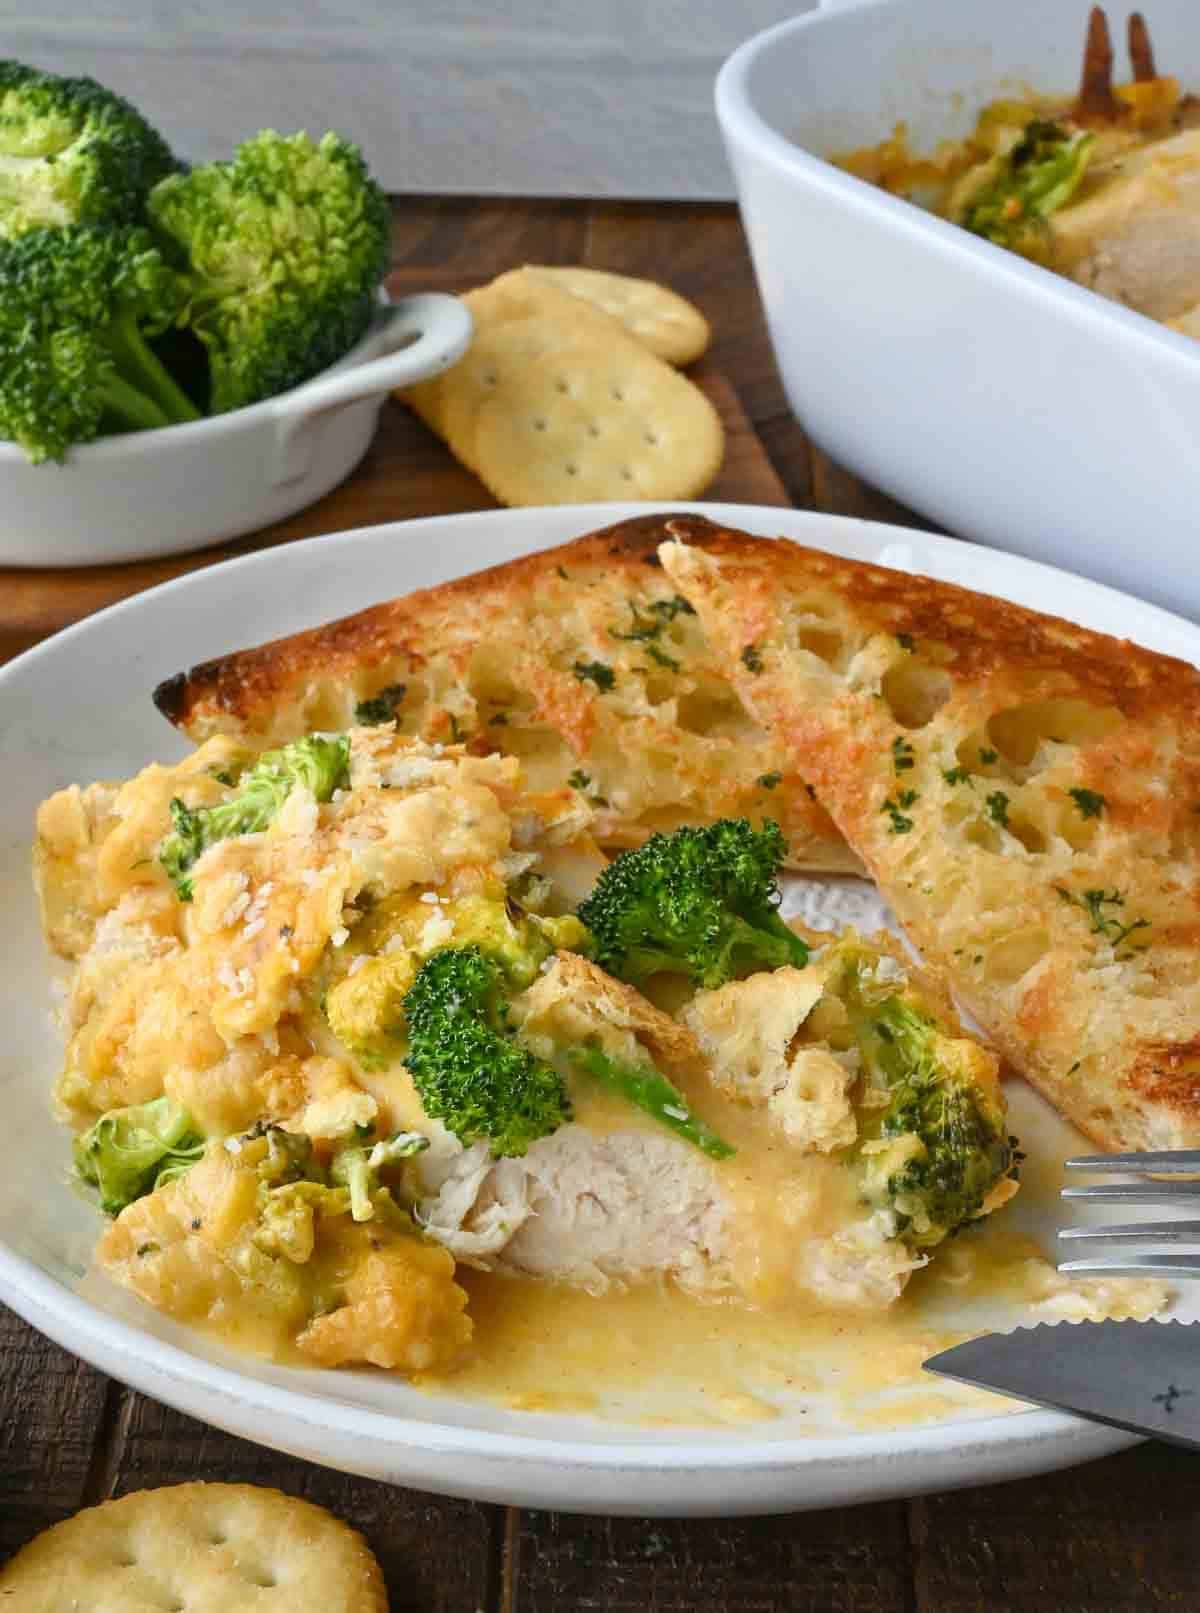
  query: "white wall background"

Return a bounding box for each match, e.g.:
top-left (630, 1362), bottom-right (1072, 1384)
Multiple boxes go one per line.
top-left (2, 2), bottom-right (818, 199)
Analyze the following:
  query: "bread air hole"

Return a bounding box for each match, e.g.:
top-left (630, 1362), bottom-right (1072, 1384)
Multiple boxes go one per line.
top-left (674, 687), bottom-right (755, 740)
top-left (1053, 802), bottom-right (1100, 853)
top-left (796, 625), bottom-right (846, 664)
top-left (880, 658), bottom-right (951, 728)
top-left (1004, 809), bottom-right (1047, 855)
top-left (984, 928), bottom-right (1051, 986)
top-left (985, 699), bottom-right (1123, 769)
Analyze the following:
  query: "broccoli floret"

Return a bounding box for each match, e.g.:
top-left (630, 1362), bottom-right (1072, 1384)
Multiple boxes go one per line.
top-left (402, 943), bottom-right (732, 1162)
top-left (962, 120), bottom-right (1094, 252)
top-left (148, 129), bottom-right (390, 413)
top-left (159, 732), bottom-right (350, 899)
top-left (0, 224), bottom-right (200, 462)
top-left (227, 1122), bottom-right (423, 1259)
top-left (403, 946), bottom-right (572, 1157)
top-left (330, 1131), bottom-right (429, 1221)
top-left (74, 1096), bottom-right (204, 1215)
top-left (323, 891), bottom-right (583, 1067)
top-left (849, 984), bottom-right (1018, 1248)
top-left (0, 60), bottom-right (178, 239)
top-left (568, 1044), bottom-right (733, 1160)
top-left (575, 818), bottom-right (809, 989)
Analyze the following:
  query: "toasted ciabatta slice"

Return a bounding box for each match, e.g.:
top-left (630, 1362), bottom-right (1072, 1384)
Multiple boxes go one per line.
top-left (153, 514), bottom-right (857, 873)
top-left (660, 514), bottom-right (1200, 1152)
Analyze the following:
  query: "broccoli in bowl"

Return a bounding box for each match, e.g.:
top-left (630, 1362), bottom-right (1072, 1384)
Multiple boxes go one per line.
top-left (0, 59), bottom-right (392, 464)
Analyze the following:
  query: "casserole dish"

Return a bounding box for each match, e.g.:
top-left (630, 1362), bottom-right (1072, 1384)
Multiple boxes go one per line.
top-left (716, 0), bottom-right (1200, 620)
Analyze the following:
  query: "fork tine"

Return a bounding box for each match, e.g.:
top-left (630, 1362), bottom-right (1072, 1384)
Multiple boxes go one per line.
top-left (1065, 1151), bottom-right (1200, 1172)
top-left (1062, 1181), bottom-right (1200, 1202)
top-left (1059, 1218), bottom-right (1200, 1242)
top-left (1059, 1253), bottom-right (1200, 1277)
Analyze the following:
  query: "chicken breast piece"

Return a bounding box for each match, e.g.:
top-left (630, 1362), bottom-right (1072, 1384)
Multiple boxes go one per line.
top-left (417, 1127), bottom-right (728, 1296)
top-left (412, 946), bottom-right (1006, 1310)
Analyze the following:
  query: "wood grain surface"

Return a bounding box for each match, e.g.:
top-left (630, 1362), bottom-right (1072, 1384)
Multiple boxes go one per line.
top-left (4, 198), bottom-right (1198, 1613)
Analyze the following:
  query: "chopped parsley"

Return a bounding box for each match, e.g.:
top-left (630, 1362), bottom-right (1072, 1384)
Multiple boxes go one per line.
top-left (488, 711), bottom-right (509, 726)
top-left (882, 789), bottom-right (918, 834)
top-left (354, 683), bottom-right (407, 725)
top-left (757, 772), bottom-right (783, 790)
top-left (573, 660), bottom-right (615, 691)
top-left (566, 767), bottom-right (608, 806)
top-left (649, 594), bottom-right (696, 622)
top-left (1068, 787), bottom-right (1106, 820)
top-left (741, 644), bottom-right (764, 674)
top-left (892, 736), bottom-right (916, 773)
top-left (447, 713), bottom-right (466, 744)
top-left (942, 766), bottom-right (971, 786)
top-left (556, 565), bottom-right (569, 580)
top-left (610, 601), bottom-right (666, 645)
top-left (985, 790), bottom-right (1010, 828)
top-left (211, 768), bottom-right (236, 786)
top-left (978, 747), bottom-right (998, 765)
top-left (896, 632), bottom-right (914, 651)
top-left (609, 597), bottom-right (693, 668)
top-left (1054, 885), bottom-right (1150, 953)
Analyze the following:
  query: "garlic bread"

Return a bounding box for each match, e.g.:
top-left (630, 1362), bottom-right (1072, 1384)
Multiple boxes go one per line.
top-left (661, 514), bottom-right (1200, 1152)
top-left (154, 514), bottom-right (856, 872)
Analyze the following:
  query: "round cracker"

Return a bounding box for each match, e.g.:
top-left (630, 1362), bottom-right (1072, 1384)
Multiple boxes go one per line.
top-left (470, 338), bottom-right (724, 506)
top-left (0, 1482), bottom-right (387, 1613)
top-left (403, 314), bottom-right (568, 475)
top-left (437, 315), bottom-right (569, 472)
top-left (526, 266), bottom-right (711, 365)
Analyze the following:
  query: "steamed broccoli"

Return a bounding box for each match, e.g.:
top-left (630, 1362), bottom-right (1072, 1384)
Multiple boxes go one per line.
top-left (847, 974), bottom-right (1018, 1248)
top-left (322, 890), bottom-right (586, 1068)
top-left (962, 120), bottom-right (1094, 252)
top-left (74, 1096), bottom-right (204, 1215)
top-left (0, 224), bottom-right (199, 462)
top-left (402, 943), bottom-right (734, 1161)
top-left (159, 732), bottom-right (350, 899)
top-left (575, 818), bottom-right (809, 989)
top-left (0, 60), bottom-right (178, 239)
top-left (148, 129), bottom-right (391, 413)
top-left (403, 946), bottom-right (573, 1158)
top-left (568, 1045), bottom-right (734, 1160)
top-left (330, 1131), bottom-right (429, 1221)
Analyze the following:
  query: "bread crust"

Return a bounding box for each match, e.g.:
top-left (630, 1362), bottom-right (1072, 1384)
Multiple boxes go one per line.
top-left (154, 514), bottom-right (857, 873)
top-left (659, 514), bottom-right (1200, 1151)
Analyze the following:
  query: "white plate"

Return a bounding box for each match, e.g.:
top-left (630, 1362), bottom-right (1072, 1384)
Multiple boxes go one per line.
top-left (2, 502), bottom-right (1195, 1517)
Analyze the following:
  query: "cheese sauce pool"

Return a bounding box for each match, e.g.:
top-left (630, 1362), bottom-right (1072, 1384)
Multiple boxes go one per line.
top-left (414, 1083), bottom-right (1164, 1432)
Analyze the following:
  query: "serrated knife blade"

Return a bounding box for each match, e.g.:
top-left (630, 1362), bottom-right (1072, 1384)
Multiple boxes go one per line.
top-left (925, 1321), bottom-right (1200, 1449)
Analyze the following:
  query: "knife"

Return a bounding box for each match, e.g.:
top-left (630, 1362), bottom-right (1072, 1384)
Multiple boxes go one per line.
top-left (925, 1321), bottom-right (1200, 1450)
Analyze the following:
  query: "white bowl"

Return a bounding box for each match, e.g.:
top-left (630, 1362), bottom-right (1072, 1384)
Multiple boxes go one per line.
top-left (716, 0), bottom-right (1200, 622)
top-left (0, 291), bottom-right (473, 569)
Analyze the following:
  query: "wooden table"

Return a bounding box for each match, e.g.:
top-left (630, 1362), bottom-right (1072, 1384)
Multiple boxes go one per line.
top-left (4, 200), bottom-right (1200, 1611)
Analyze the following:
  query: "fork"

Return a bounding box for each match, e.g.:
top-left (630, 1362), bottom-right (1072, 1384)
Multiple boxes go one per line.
top-left (1059, 1151), bottom-right (1200, 1279)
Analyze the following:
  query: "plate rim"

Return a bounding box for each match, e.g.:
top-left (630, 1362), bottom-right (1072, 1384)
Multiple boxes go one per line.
top-left (6, 498), bottom-right (1190, 1493)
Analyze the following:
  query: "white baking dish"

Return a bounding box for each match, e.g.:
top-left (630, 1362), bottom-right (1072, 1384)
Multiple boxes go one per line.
top-left (716, 0), bottom-right (1200, 621)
